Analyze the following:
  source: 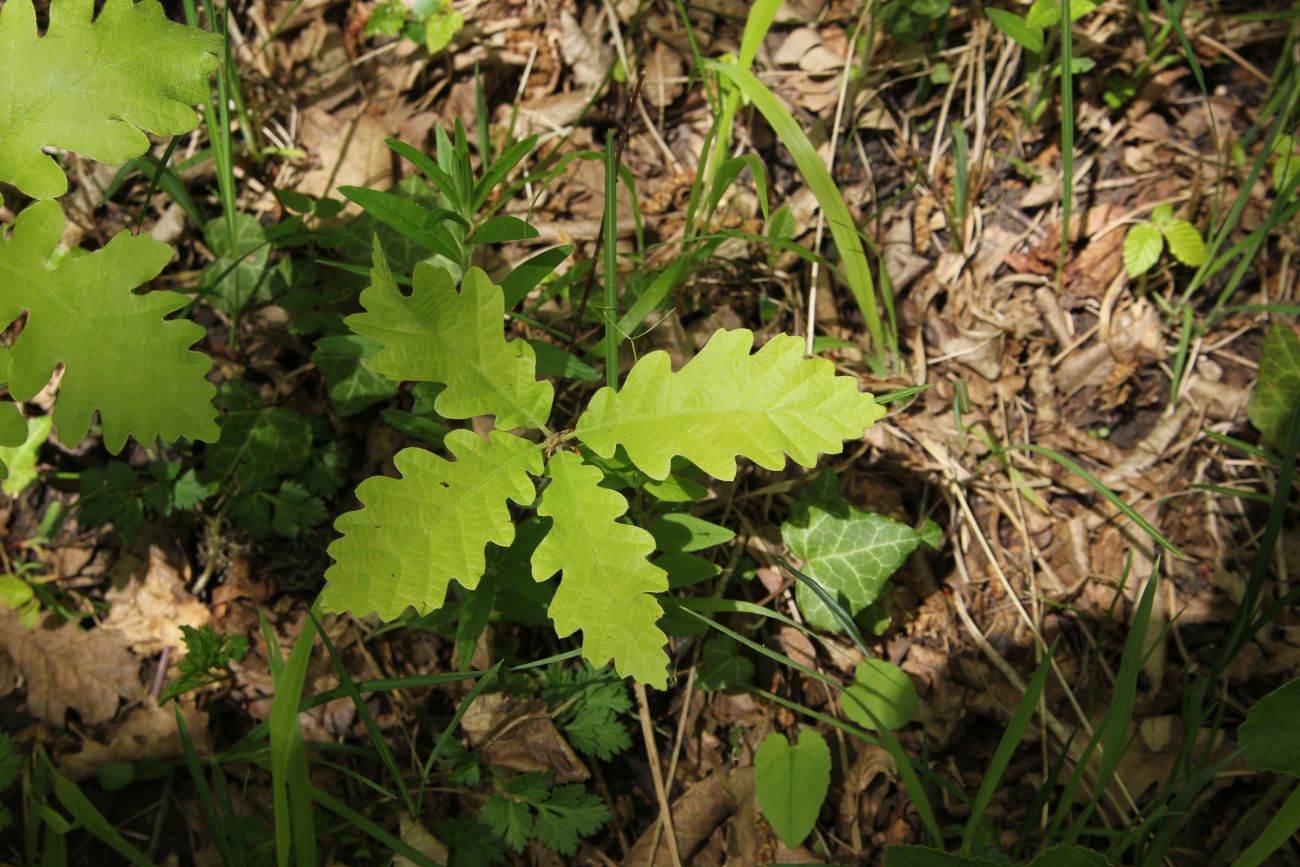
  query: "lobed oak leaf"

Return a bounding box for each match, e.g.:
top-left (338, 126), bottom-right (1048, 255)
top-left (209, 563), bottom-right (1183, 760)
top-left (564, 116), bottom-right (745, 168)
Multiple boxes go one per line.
top-left (0, 201), bottom-right (219, 452)
top-left (0, 0), bottom-right (220, 199)
top-left (576, 329), bottom-right (886, 481)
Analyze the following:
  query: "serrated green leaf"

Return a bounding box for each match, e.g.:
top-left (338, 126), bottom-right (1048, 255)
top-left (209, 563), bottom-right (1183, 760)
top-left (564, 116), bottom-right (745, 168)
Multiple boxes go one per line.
top-left (1240, 676), bottom-right (1300, 777)
top-left (0, 0), bottom-right (220, 199)
top-left (986, 8), bottom-right (1043, 52)
top-left (1160, 219), bottom-right (1207, 267)
top-left (0, 413), bottom-right (52, 496)
top-left (533, 784), bottom-right (610, 856)
top-left (0, 201), bottom-right (218, 452)
top-left (532, 451), bottom-right (669, 687)
top-left (481, 793), bottom-right (534, 852)
top-left (313, 334), bottom-right (399, 417)
top-left (205, 408), bottom-right (312, 490)
top-left (754, 729), bottom-right (831, 848)
top-left (423, 7), bottom-right (464, 54)
top-left (695, 636), bottom-right (754, 692)
top-left (577, 329), bottom-right (885, 481)
top-left (783, 471), bottom-right (921, 632)
top-left (323, 430), bottom-right (542, 620)
top-left (841, 659), bottom-right (917, 731)
top-left (1122, 223), bottom-right (1163, 277)
top-left (269, 480), bottom-right (327, 537)
top-left (1247, 325), bottom-right (1300, 448)
top-left (347, 237), bottom-right (553, 429)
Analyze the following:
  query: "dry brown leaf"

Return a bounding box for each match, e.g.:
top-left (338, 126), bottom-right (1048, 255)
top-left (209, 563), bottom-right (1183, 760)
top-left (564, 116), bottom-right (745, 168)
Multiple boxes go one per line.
top-left (0, 608), bottom-right (140, 725)
top-left (644, 41), bottom-right (686, 109)
top-left (621, 766), bottom-right (754, 867)
top-left (297, 106), bottom-right (393, 203)
top-left (461, 692), bottom-right (589, 783)
top-left (558, 8), bottom-right (613, 92)
top-left (104, 544), bottom-right (209, 655)
top-left (58, 701), bottom-right (210, 781)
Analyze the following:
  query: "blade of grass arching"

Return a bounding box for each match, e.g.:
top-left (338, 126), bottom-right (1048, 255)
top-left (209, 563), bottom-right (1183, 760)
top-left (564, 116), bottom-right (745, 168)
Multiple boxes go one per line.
top-left (1210, 165), bottom-right (1300, 313)
top-left (474, 61), bottom-right (491, 162)
top-left (175, 705), bottom-right (241, 867)
top-left (1057, 0), bottom-right (1075, 283)
top-left (310, 786), bottom-right (443, 867)
top-left (681, 607), bottom-right (944, 845)
top-left (950, 121), bottom-right (969, 252)
top-left (675, 595), bottom-right (810, 633)
top-left (1010, 728), bottom-right (1078, 861)
top-left (705, 0), bottom-right (781, 188)
top-left (193, 0), bottom-right (238, 251)
top-left (1168, 303), bottom-right (1194, 402)
top-left (1201, 429), bottom-right (1282, 467)
top-left (603, 130), bottom-right (620, 388)
top-left (41, 751), bottom-right (158, 867)
top-left (307, 609), bottom-right (416, 818)
top-left (673, 0), bottom-right (719, 113)
top-left (877, 384), bottom-right (933, 403)
top-left (266, 607), bottom-right (318, 867)
top-left (1061, 562), bottom-right (1162, 846)
top-left (962, 645), bottom-right (1055, 854)
top-left (417, 661), bottom-right (503, 811)
top-left (708, 62), bottom-right (886, 370)
top-left (1216, 400), bottom-right (1300, 672)
top-left (1004, 443), bottom-right (1182, 557)
top-left (1226, 782), bottom-right (1300, 867)
top-left (780, 559), bottom-right (870, 657)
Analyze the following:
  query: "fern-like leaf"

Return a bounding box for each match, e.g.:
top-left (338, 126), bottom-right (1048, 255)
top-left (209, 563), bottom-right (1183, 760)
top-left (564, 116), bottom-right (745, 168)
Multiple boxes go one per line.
top-left (0, 0), bottom-right (219, 199)
top-left (532, 452), bottom-right (669, 687)
top-left (0, 201), bottom-right (218, 451)
top-left (322, 430), bottom-right (542, 619)
top-left (347, 237), bottom-right (553, 429)
top-left (577, 329), bottom-right (886, 481)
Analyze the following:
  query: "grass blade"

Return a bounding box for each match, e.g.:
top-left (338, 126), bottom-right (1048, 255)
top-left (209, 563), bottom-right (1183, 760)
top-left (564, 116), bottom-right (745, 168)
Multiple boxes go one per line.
top-left (266, 607), bottom-right (318, 867)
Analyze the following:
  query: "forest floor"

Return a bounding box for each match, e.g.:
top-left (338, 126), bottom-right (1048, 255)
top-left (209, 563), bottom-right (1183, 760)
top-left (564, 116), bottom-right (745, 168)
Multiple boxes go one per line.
top-left (1, 0), bottom-right (1298, 865)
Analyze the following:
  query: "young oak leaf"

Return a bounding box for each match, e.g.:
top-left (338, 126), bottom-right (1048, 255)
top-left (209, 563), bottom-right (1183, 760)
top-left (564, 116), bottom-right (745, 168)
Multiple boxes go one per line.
top-left (532, 452), bottom-right (670, 688)
top-left (0, 0), bottom-right (220, 200)
top-left (322, 430), bottom-right (542, 620)
top-left (576, 329), bottom-right (886, 481)
top-left (0, 201), bottom-right (218, 452)
top-left (347, 237), bottom-right (554, 430)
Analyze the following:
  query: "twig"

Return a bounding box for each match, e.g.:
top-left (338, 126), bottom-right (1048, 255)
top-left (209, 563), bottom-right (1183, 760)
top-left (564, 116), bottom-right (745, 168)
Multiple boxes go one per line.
top-left (634, 682), bottom-right (682, 867)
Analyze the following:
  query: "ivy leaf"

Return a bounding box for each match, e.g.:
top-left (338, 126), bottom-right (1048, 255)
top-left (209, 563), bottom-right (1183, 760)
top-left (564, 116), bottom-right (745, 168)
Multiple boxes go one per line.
top-left (205, 407), bottom-right (312, 490)
top-left (198, 213), bottom-right (275, 319)
top-left (347, 237), bottom-right (553, 429)
top-left (312, 334), bottom-right (398, 417)
top-left (1122, 223), bottom-right (1163, 277)
top-left (0, 201), bottom-right (218, 452)
top-left (695, 636), bottom-right (754, 692)
top-left (0, 0), bottom-right (220, 199)
top-left (1160, 219), bottom-right (1207, 267)
top-left (1240, 676), bottom-right (1300, 777)
top-left (782, 470), bottom-right (922, 632)
top-left (1247, 325), bottom-right (1300, 448)
top-left (754, 729), bottom-right (831, 848)
top-left (532, 451), bottom-right (670, 687)
top-left (322, 430), bottom-right (542, 620)
top-left (577, 329), bottom-right (885, 481)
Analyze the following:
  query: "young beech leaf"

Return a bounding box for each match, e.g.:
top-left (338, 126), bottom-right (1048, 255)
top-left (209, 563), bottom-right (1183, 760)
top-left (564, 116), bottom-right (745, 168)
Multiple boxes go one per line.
top-left (577, 329), bottom-right (886, 481)
top-left (1122, 223), bottom-right (1163, 277)
top-left (348, 237), bottom-right (553, 429)
top-left (0, 0), bottom-right (220, 200)
top-left (754, 729), bottom-right (831, 848)
top-left (322, 430), bottom-right (541, 620)
top-left (532, 452), bottom-right (670, 688)
top-left (1160, 219), bottom-right (1207, 267)
top-left (0, 201), bottom-right (218, 452)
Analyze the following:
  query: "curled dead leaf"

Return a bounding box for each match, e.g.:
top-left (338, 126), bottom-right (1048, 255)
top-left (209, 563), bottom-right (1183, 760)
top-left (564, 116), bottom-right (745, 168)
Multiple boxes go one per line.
top-left (58, 701), bottom-right (210, 782)
top-left (104, 543), bottom-right (210, 655)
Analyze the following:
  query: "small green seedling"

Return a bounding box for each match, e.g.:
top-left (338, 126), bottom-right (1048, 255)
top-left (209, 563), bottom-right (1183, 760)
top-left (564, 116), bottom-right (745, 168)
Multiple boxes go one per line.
top-left (987, 0), bottom-right (1097, 121)
top-left (1123, 204), bottom-right (1208, 278)
top-left (364, 0), bottom-right (464, 55)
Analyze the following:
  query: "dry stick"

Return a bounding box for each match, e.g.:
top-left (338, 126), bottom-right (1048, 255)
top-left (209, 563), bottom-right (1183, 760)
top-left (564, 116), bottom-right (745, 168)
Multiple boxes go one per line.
top-left (644, 665), bottom-right (697, 865)
top-left (805, 7), bottom-right (871, 356)
top-left (634, 682), bottom-right (683, 867)
top-left (567, 67), bottom-right (645, 352)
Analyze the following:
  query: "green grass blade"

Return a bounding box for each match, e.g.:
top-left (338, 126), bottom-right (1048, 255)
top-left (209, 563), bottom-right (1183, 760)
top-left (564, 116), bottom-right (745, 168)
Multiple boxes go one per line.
top-left (1004, 443), bottom-right (1182, 557)
top-left (310, 786), bottom-right (443, 866)
top-left (604, 129), bottom-right (620, 389)
top-left (1228, 781), bottom-right (1300, 867)
top-left (307, 608), bottom-right (416, 817)
top-left (780, 559), bottom-right (871, 657)
top-left (962, 644), bottom-right (1055, 853)
top-left (1057, 0), bottom-right (1075, 281)
top-left (267, 606), bottom-right (319, 867)
top-left (707, 62), bottom-right (886, 369)
top-left (418, 661), bottom-right (504, 809)
top-left (42, 752), bottom-right (158, 867)
top-left (175, 705), bottom-right (241, 867)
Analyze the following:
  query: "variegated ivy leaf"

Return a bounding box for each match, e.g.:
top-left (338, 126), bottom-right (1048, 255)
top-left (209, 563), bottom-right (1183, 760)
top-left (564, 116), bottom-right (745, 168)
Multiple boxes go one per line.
top-left (576, 329), bottom-right (885, 481)
top-left (322, 430), bottom-right (542, 620)
top-left (347, 237), bottom-right (553, 430)
top-left (0, 0), bottom-right (219, 200)
top-left (0, 201), bottom-right (218, 452)
top-left (532, 451), bottom-right (670, 687)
